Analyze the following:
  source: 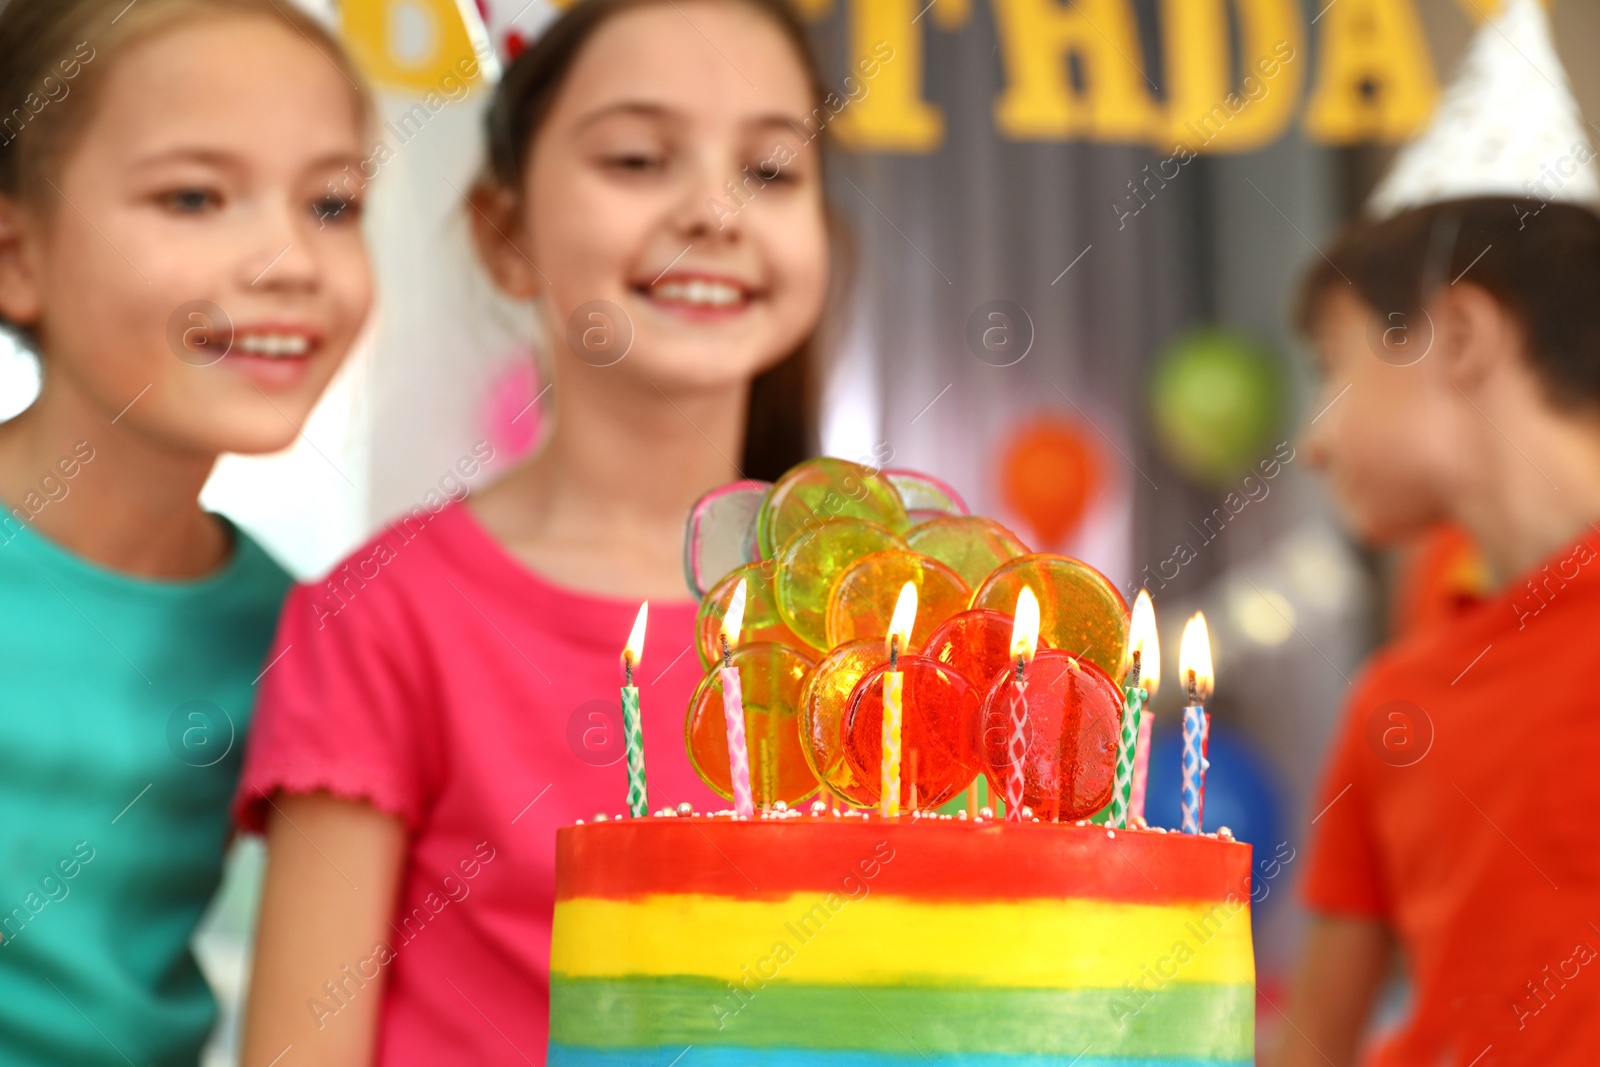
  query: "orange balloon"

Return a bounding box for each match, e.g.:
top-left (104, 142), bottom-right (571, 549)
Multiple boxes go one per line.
top-left (1000, 419), bottom-right (1100, 550)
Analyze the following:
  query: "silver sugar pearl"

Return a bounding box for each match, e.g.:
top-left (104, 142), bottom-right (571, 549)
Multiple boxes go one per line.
top-left (677, 803), bottom-right (693, 816)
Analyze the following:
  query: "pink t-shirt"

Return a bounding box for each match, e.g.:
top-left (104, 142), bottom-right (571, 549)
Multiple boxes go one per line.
top-left (234, 501), bottom-right (719, 1064)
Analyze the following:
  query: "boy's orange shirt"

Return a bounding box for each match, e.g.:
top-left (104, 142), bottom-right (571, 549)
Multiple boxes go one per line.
top-left (1305, 530), bottom-right (1600, 1066)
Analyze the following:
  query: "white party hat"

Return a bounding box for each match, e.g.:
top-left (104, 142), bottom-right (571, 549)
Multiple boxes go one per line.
top-left (1367, 0), bottom-right (1600, 218)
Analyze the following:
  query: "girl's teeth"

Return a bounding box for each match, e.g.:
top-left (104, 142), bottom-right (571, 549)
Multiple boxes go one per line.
top-left (650, 280), bottom-right (744, 307)
top-left (235, 334), bottom-right (311, 358)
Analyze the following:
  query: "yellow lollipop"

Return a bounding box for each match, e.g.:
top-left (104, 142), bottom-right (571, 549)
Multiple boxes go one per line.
top-left (797, 639), bottom-right (884, 808)
top-left (824, 549), bottom-right (970, 651)
top-left (971, 554), bottom-right (1129, 678)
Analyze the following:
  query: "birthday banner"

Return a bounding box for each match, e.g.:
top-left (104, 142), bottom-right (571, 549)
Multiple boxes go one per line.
top-left (332, 0), bottom-right (1545, 155)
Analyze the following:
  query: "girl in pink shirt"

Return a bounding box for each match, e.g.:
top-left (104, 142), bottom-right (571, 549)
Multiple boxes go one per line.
top-left (235, 0), bottom-right (843, 1063)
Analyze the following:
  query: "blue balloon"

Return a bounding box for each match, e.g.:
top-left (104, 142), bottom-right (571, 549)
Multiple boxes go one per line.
top-left (1145, 720), bottom-right (1287, 909)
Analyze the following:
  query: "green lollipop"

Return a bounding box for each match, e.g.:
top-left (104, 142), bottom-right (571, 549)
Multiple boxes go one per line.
top-left (906, 515), bottom-right (1030, 590)
top-left (755, 457), bottom-right (909, 560)
top-left (774, 519), bottom-right (906, 650)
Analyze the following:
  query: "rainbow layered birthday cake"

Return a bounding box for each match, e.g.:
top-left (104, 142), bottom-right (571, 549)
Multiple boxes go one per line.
top-left (549, 458), bottom-right (1253, 1065)
top-left (549, 817), bottom-right (1254, 1066)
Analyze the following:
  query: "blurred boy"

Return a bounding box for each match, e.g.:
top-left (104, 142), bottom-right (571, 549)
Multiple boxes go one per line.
top-left (1278, 4), bottom-right (1600, 1064)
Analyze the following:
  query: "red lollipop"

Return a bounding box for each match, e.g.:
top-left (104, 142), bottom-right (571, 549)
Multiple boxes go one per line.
top-left (977, 650), bottom-right (1123, 820)
top-left (923, 609), bottom-right (1029, 694)
top-left (842, 657), bottom-right (980, 811)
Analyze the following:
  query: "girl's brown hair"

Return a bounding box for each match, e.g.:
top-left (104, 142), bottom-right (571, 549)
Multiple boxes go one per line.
top-left (479, 0), bottom-right (836, 481)
top-left (1298, 198), bottom-right (1600, 408)
top-left (0, 0), bottom-right (364, 201)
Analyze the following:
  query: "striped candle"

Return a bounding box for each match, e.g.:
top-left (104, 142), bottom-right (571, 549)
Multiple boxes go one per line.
top-left (720, 580), bottom-right (755, 818)
top-left (1177, 613), bottom-right (1214, 836)
top-left (880, 583), bottom-right (918, 818)
top-left (621, 603), bottom-right (649, 819)
top-left (880, 669), bottom-right (903, 817)
top-left (1108, 680), bottom-right (1143, 829)
top-left (549, 819), bottom-right (1255, 1066)
top-left (1181, 705), bottom-right (1209, 834)
top-left (1005, 680), bottom-right (1027, 822)
top-left (1117, 590), bottom-right (1160, 828)
top-left (1005, 587), bottom-right (1040, 822)
top-left (1130, 710), bottom-right (1154, 824)
top-left (720, 666), bottom-right (755, 818)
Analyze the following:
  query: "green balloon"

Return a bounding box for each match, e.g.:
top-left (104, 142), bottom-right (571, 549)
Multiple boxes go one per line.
top-left (1149, 329), bottom-right (1284, 485)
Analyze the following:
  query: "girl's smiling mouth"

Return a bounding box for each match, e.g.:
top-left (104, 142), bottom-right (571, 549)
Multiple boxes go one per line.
top-left (214, 322), bottom-right (325, 386)
top-left (635, 271), bottom-right (757, 319)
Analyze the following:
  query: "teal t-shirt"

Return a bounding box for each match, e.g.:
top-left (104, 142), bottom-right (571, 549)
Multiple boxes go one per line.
top-left (0, 517), bottom-right (290, 1065)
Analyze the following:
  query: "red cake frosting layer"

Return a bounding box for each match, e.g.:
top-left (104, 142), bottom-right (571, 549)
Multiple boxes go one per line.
top-left (555, 816), bottom-right (1251, 905)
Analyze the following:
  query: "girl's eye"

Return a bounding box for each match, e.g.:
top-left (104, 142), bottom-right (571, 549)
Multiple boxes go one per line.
top-left (605, 153), bottom-right (665, 174)
top-left (313, 196), bottom-right (360, 225)
top-left (750, 163), bottom-right (797, 185)
top-left (162, 188), bottom-right (220, 213)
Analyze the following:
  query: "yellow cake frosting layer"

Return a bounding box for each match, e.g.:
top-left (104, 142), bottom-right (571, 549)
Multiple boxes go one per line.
top-left (551, 893), bottom-right (1253, 987)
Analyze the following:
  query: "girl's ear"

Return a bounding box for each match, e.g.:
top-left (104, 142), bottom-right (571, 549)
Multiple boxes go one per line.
top-left (467, 181), bottom-right (541, 301)
top-left (0, 193), bottom-right (43, 327)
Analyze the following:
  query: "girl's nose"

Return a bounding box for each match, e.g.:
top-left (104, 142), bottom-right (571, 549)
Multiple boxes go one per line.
top-left (245, 205), bottom-right (321, 291)
top-left (671, 154), bottom-right (749, 242)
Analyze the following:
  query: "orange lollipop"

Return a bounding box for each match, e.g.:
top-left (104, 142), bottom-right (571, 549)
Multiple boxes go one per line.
top-left (972, 554), bottom-right (1129, 678)
top-left (695, 563), bottom-right (801, 669)
top-left (797, 639), bottom-right (883, 808)
top-left (686, 642), bottom-right (819, 807)
top-left (824, 550), bottom-right (969, 651)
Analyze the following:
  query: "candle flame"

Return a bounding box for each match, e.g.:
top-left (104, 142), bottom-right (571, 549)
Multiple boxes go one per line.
top-left (721, 579), bottom-right (748, 650)
top-left (1010, 586), bottom-right (1040, 664)
top-left (1126, 589), bottom-right (1161, 697)
top-left (623, 601), bottom-right (649, 667)
top-left (1178, 612), bottom-right (1214, 703)
top-left (887, 581), bottom-right (918, 655)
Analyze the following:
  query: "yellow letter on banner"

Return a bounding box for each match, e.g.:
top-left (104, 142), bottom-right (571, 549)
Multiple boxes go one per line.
top-left (991, 0), bottom-right (1160, 142)
top-left (1161, 0), bottom-right (1303, 154)
top-left (831, 0), bottom-right (944, 152)
top-left (1452, 0), bottom-right (1549, 18)
top-left (1302, 0), bottom-right (1437, 144)
top-left (340, 0), bottom-right (482, 94)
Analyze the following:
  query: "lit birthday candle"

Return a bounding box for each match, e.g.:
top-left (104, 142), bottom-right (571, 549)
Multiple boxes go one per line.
top-left (1006, 587), bottom-right (1040, 822)
top-left (880, 582), bottom-right (918, 818)
top-left (1178, 612), bottom-right (1214, 835)
top-left (1128, 598), bottom-right (1162, 824)
top-left (620, 602), bottom-right (649, 819)
top-left (719, 579), bottom-right (755, 818)
top-left (1110, 590), bottom-right (1159, 829)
